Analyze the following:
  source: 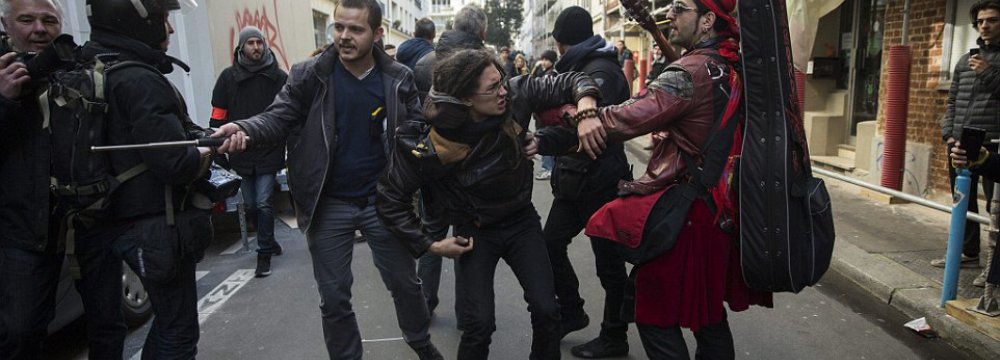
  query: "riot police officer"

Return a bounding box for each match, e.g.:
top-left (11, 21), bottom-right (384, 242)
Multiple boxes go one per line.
top-left (83, 1), bottom-right (213, 358)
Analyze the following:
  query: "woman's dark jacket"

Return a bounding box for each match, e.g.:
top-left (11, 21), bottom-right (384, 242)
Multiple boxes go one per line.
top-left (376, 72), bottom-right (600, 257)
top-left (210, 60), bottom-right (288, 175)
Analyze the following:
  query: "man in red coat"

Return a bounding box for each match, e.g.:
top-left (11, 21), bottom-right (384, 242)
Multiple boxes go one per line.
top-left (539, 0), bottom-right (774, 358)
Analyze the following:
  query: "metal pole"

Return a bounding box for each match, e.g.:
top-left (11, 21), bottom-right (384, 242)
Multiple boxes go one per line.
top-left (813, 167), bottom-right (991, 225)
top-left (943, 169), bottom-right (972, 307)
top-left (237, 189), bottom-right (252, 254)
top-left (901, 0), bottom-right (912, 45)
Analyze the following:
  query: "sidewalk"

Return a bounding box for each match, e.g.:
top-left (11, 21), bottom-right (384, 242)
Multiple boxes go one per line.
top-left (623, 137), bottom-right (1000, 359)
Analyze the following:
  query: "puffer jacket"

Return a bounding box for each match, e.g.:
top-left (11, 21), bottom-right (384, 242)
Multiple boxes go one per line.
top-left (376, 72), bottom-right (600, 257)
top-left (234, 45), bottom-right (420, 234)
top-left (942, 39), bottom-right (1000, 141)
top-left (413, 30), bottom-right (485, 101)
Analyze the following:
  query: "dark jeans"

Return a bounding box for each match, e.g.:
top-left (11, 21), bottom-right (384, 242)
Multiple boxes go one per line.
top-left (0, 223), bottom-right (127, 360)
top-left (74, 224), bottom-right (129, 359)
top-left (0, 247), bottom-right (62, 360)
top-left (637, 316), bottom-right (734, 360)
top-left (115, 219), bottom-right (200, 360)
top-left (308, 197), bottom-right (431, 359)
top-left (542, 156), bottom-right (555, 172)
top-left (240, 172), bottom-right (279, 254)
top-left (948, 143), bottom-right (996, 258)
top-left (455, 208), bottom-right (560, 360)
top-left (545, 195), bottom-right (628, 341)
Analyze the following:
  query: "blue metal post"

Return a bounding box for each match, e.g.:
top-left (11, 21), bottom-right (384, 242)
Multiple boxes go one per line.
top-left (942, 169), bottom-right (972, 307)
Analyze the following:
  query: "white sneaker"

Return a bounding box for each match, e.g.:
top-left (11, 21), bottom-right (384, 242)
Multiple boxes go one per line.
top-left (930, 254), bottom-right (979, 268)
top-left (535, 170), bottom-right (552, 180)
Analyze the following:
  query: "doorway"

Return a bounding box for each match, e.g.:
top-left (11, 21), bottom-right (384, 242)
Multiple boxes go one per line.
top-left (844, 0), bottom-right (887, 144)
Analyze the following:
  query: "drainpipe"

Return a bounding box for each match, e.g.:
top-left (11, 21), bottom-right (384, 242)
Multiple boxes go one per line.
top-left (880, 0), bottom-right (911, 191)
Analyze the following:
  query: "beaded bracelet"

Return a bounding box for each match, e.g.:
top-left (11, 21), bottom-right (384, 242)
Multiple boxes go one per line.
top-left (572, 108), bottom-right (599, 126)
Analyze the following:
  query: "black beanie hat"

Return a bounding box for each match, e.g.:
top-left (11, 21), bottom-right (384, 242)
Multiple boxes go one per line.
top-left (552, 6), bottom-right (593, 46)
top-left (540, 50), bottom-right (558, 63)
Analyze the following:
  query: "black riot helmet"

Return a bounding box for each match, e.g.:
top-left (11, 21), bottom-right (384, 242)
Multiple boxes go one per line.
top-left (86, 0), bottom-right (182, 48)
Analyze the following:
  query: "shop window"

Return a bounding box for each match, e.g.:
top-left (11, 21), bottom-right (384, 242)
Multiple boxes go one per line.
top-left (314, 10), bottom-right (330, 48)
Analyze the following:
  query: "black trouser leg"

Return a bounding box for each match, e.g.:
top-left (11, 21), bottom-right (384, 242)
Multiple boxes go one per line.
top-left (692, 317), bottom-right (734, 360)
top-left (949, 143), bottom-right (996, 258)
top-left (503, 217), bottom-right (560, 359)
top-left (637, 316), bottom-right (734, 360)
top-left (591, 236), bottom-right (628, 341)
top-left (74, 224), bottom-right (127, 359)
top-left (637, 324), bottom-right (688, 360)
top-left (544, 199), bottom-right (586, 318)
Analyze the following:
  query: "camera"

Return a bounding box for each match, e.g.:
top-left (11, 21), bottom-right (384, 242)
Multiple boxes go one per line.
top-left (192, 164), bottom-right (242, 203)
top-left (14, 51), bottom-right (37, 64)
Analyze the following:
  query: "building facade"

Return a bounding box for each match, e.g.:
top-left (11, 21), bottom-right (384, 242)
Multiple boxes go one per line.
top-left (51, 0), bottom-right (425, 127)
top-left (805, 0), bottom-right (979, 200)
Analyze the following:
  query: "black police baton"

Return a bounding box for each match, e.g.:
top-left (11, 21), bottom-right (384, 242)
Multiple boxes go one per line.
top-left (90, 137), bottom-right (246, 152)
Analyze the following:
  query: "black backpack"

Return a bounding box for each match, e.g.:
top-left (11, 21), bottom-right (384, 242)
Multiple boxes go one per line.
top-left (46, 55), bottom-right (158, 222)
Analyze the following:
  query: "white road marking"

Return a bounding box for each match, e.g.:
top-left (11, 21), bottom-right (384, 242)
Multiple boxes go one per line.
top-left (361, 337), bottom-right (405, 343)
top-left (197, 269), bottom-right (256, 325)
top-left (195, 270), bottom-right (210, 282)
top-left (129, 269), bottom-right (255, 360)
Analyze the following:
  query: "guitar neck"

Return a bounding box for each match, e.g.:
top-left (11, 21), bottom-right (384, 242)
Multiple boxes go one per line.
top-left (643, 24), bottom-right (678, 62)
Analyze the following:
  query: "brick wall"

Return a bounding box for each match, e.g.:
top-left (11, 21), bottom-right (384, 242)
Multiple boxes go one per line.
top-left (877, 0), bottom-right (951, 195)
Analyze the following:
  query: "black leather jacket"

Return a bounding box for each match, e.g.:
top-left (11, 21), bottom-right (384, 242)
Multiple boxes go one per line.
top-left (376, 72), bottom-right (600, 257)
top-left (234, 46), bottom-right (420, 233)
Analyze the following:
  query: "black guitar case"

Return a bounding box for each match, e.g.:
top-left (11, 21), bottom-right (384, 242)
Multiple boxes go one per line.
top-left (737, 0), bottom-right (836, 293)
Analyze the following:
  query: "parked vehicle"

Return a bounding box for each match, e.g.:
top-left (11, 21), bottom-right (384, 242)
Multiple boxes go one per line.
top-left (49, 259), bottom-right (152, 333)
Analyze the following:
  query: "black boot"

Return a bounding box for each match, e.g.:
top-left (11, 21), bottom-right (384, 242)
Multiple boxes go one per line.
top-left (255, 253), bottom-right (272, 277)
top-left (413, 342), bottom-right (444, 360)
top-left (560, 312), bottom-right (590, 339)
top-left (571, 336), bottom-right (629, 358)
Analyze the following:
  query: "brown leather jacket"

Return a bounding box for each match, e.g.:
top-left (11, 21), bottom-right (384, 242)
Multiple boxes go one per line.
top-left (599, 46), bottom-right (732, 195)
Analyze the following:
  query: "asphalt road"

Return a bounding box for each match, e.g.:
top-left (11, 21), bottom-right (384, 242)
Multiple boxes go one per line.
top-left (45, 152), bottom-right (974, 359)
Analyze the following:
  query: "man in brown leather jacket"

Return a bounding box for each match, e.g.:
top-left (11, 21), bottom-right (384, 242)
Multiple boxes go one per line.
top-left (542, 0), bottom-right (772, 358)
top-left (376, 49), bottom-right (600, 360)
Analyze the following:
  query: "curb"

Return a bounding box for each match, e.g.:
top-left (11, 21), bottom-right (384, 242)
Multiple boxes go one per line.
top-left (623, 139), bottom-right (1000, 359)
top-left (831, 241), bottom-right (1000, 359)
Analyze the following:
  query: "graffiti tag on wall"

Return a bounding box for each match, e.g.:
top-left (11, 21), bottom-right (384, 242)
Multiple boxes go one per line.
top-left (229, 0), bottom-right (290, 70)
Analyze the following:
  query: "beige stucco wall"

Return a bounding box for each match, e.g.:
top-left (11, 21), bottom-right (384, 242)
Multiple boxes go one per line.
top-left (206, 0), bottom-right (319, 76)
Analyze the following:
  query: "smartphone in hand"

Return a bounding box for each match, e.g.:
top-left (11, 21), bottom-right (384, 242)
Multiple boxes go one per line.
top-left (971, 48), bottom-right (981, 56)
top-left (961, 126), bottom-right (987, 162)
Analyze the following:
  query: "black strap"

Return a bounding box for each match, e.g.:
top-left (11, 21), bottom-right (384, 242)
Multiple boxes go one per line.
top-left (680, 57), bottom-right (739, 190)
